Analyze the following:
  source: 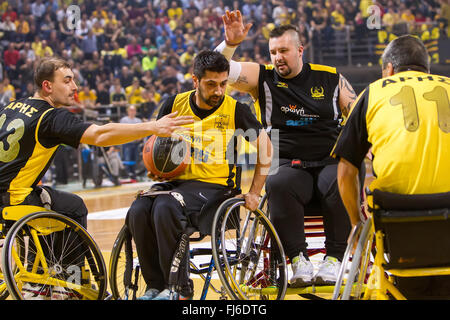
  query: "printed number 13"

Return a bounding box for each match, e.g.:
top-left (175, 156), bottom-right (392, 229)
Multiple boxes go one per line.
top-left (0, 114), bottom-right (25, 163)
top-left (390, 85), bottom-right (450, 133)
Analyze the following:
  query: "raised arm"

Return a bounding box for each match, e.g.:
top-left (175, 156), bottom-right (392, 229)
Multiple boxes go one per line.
top-left (216, 10), bottom-right (260, 99)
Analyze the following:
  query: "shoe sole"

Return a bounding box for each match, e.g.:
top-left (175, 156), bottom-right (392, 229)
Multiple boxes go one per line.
top-left (289, 277), bottom-right (313, 288)
top-left (314, 276), bottom-right (336, 286)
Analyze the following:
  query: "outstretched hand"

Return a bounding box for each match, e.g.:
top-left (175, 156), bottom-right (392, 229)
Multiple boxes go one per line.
top-left (153, 111), bottom-right (194, 138)
top-left (222, 10), bottom-right (252, 46)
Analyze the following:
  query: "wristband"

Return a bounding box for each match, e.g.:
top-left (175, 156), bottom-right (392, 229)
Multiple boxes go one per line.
top-left (215, 40), bottom-right (238, 61)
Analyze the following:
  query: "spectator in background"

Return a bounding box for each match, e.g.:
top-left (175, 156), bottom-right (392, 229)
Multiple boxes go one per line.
top-left (92, 20), bottom-right (106, 50)
top-left (17, 57), bottom-right (34, 93)
top-left (111, 81), bottom-right (128, 114)
top-left (31, 0), bottom-right (46, 20)
top-left (34, 39), bottom-right (54, 58)
top-left (2, 4), bottom-right (17, 22)
top-left (81, 29), bottom-right (98, 60)
top-left (142, 48), bottom-right (158, 72)
top-left (106, 146), bottom-right (124, 186)
top-left (126, 36), bottom-right (143, 59)
top-left (179, 45), bottom-right (196, 72)
top-left (119, 105), bottom-right (142, 180)
top-left (120, 66), bottom-right (134, 88)
top-left (95, 82), bottom-right (111, 107)
top-left (78, 85), bottom-right (97, 110)
top-left (109, 41), bottom-right (128, 73)
top-left (82, 60), bottom-right (101, 90)
top-left (3, 42), bottom-right (19, 79)
top-left (40, 13), bottom-right (56, 40)
top-left (140, 87), bottom-right (159, 121)
top-left (0, 15), bottom-right (16, 42)
top-left (0, 78), bottom-right (14, 105)
top-left (14, 14), bottom-right (30, 42)
top-left (168, 1), bottom-right (183, 20)
top-left (20, 81), bottom-right (34, 99)
top-left (126, 77), bottom-right (147, 105)
top-left (68, 41), bottom-right (84, 63)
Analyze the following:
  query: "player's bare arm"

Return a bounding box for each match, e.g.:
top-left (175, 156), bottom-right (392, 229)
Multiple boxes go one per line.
top-left (338, 74), bottom-right (358, 117)
top-left (241, 129), bottom-right (273, 211)
top-left (80, 111), bottom-right (193, 147)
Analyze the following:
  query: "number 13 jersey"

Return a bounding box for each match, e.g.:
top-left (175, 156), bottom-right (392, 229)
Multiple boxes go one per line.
top-left (0, 98), bottom-right (91, 205)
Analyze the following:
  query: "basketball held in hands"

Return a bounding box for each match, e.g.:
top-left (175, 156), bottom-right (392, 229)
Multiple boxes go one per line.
top-left (142, 135), bottom-right (191, 179)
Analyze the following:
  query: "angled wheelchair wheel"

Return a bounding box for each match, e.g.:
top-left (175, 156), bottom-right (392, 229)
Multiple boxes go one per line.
top-left (1, 212), bottom-right (107, 300)
top-left (109, 225), bottom-right (146, 300)
top-left (211, 198), bottom-right (287, 300)
top-left (0, 237), bottom-right (12, 300)
top-left (333, 217), bottom-right (374, 300)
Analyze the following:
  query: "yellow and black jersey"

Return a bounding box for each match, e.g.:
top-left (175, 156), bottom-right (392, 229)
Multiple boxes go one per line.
top-left (332, 71), bottom-right (450, 195)
top-left (256, 63), bottom-right (341, 161)
top-left (0, 98), bottom-right (91, 205)
top-left (157, 90), bottom-right (263, 188)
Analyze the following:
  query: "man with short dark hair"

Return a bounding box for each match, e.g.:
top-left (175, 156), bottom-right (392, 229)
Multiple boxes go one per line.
top-left (333, 35), bottom-right (450, 299)
top-left (126, 50), bottom-right (272, 300)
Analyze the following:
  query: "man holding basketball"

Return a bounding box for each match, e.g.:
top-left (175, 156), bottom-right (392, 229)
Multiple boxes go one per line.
top-left (126, 50), bottom-right (272, 300)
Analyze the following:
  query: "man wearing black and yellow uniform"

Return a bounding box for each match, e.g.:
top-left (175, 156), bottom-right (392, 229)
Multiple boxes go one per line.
top-left (0, 57), bottom-right (193, 212)
top-left (126, 51), bottom-right (272, 300)
top-left (217, 10), bottom-right (359, 287)
top-left (0, 57), bottom-right (193, 299)
top-left (334, 35), bottom-right (450, 299)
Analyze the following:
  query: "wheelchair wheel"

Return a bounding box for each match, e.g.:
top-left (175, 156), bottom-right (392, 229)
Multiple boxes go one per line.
top-left (211, 198), bottom-right (287, 300)
top-left (0, 238), bottom-right (10, 300)
top-left (333, 217), bottom-right (374, 300)
top-left (109, 225), bottom-right (146, 300)
top-left (1, 212), bottom-right (107, 300)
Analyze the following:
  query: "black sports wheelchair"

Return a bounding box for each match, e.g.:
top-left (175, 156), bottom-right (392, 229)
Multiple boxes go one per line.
top-left (334, 188), bottom-right (450, 300)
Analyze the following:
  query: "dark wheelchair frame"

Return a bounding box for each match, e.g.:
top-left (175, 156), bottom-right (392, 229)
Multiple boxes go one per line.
top-left (335, 188), bottom-right (450, 300)
top-left (108, 167), bottom-right (289, 300)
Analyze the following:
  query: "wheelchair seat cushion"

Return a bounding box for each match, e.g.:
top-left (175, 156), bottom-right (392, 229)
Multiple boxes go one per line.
top-left (372, 189), bottom-right (450, 211)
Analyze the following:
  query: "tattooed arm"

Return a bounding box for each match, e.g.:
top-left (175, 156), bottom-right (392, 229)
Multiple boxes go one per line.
top-left (228, 61), bottom-right (260, 100)
top-left (338, 74), bottom-right (358, 117)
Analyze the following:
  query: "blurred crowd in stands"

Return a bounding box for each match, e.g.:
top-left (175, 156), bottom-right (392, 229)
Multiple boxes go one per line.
top-left (0, 0), bottom-right (448, 186)
top-left (0, 0), bottom-right (449, 117)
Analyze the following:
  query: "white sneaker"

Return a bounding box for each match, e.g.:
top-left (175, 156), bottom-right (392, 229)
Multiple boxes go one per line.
top-left (290, 253), bottom-right (314, 287)
top-left (314, 256), bottom-right (341, 285)
top-left (22, 283), bottom-right (50, 300)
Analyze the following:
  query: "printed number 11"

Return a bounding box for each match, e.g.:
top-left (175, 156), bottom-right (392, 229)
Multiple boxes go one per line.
top-left (390, 85), bottom-right (450, 133)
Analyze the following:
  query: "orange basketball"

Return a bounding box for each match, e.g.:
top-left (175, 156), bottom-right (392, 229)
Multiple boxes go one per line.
top-left (142, 135), bottom-right (191, 179)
